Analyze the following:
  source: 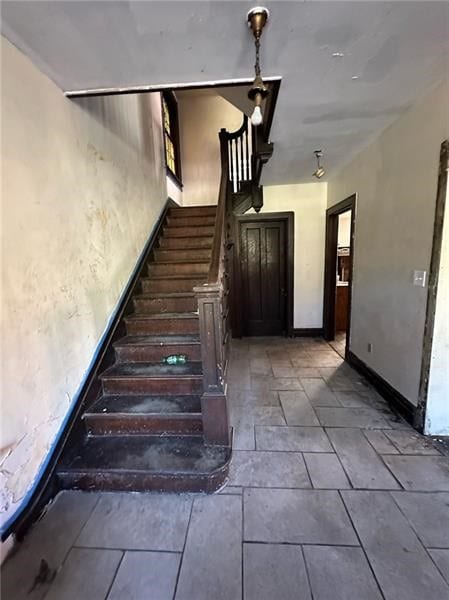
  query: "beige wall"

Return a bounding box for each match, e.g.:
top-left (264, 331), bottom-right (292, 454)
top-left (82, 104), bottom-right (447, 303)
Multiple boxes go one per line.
top-left (0, 38), bottom-right (167, 528)
top-left (328, 79), bottom-right (449, 405)
top-left (178, 93), bottom-right (242, 206)
top-left (257, 183), bottom-right (328, 329)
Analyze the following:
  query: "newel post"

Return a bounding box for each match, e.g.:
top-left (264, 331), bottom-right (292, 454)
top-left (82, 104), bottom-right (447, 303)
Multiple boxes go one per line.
top-left (194, 283), bottom-right (230, 446)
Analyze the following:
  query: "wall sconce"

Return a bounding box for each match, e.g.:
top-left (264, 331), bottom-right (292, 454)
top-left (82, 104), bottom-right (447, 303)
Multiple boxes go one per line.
top-left (313, 150), bottom-right (326, 179)
top-left (247, 7), bottom-right (270, 127)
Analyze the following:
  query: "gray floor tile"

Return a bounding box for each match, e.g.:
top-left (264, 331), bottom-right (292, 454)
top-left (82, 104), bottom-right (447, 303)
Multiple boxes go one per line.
top-left (303, 545), bottom-right (382, 600)
top-left (233, 421), bottom-right (256, 450)
top-left (76, 492), bottom-right (192, 551)
top-left (1, 491), bottom-right (99, 600)
top-left (334, 391), bottom-right (377, 408)
top-left (342, 491), bottom-right (448, 600)
top-left (229, 450), bottom-right (311, 488)
top-left (218, 485), bottom-right (243, 495)
top-left (301, 378), bottom-right (341, 406)
top-left (429, 549), bottom-right (449, 585)
top-left (382, 455), bottom-right (449, 491)
top-left (327, 428), bottom-right (401, 489)
top-left (292, 367), bottom-right (322, 378)
top-left (244, 543), bottom-right (311, 600)
top-left (250, 358), bottom-right (273, 375)
top-left (256, 426), bottom-right (333, 452)
top-left (230, 405), bottom-right (285, 426)
top-left (279, 391), bottom-right (320, 426)
top-left (316, 407), bottom-right (391, 428)
top-left (45, 548), bottom-right (122, 600)
top-left (272, 365), bottom-right (297, 378)
top-left (251, 375), bottom-right (303, 391)
top-left (320, 372), bottom-right (355, 389)
top-left (176, 495), bottom-right (242, 600)
top-left (391, 492), bottom-right (449, 547)
top-left (228, 389), bottom-right (280, 407)
top-left (304, 453), bottom-right (351, 489)
top-left (108, 551), bottom-right (180, 600)
top-left (244, 488), bottom-right (358, 545)
top-left (385, 430), bottom-right (441, 455)
top-left (363, 430), bottom-right (399, 454)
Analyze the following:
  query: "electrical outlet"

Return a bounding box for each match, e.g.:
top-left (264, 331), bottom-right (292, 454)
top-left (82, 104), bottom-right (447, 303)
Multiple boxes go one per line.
top-left (413, 270), bottom-right (427, 287)
top-left (367, 343), bottom-right (373, 353)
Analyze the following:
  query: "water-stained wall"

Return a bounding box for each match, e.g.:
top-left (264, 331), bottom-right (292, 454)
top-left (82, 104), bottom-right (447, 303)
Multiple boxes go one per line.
top-left (1, 38), bottom-right (167, 530)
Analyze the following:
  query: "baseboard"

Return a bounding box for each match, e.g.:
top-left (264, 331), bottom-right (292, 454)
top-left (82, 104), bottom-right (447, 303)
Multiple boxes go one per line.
top-left (347, 350), bottom-right (416, 426)
top-left (293, 328), bottom-right (324, 337)
top-left (1, 198), bottom-right (178, 542)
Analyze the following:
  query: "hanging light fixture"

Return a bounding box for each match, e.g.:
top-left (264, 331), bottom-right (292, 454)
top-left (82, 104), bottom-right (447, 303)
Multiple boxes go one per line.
top-left (313, 150), bottom-right (326, 179)
top-left (247, 7), bottom-right (270, 127)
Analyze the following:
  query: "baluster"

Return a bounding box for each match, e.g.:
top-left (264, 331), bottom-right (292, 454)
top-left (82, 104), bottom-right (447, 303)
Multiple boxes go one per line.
top-left (245, 126), bottom-right (249, 181)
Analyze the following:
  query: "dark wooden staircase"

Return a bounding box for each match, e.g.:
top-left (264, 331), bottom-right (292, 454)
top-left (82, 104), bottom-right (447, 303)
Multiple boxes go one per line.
top-left (57, 205), bottom-right (231, 493)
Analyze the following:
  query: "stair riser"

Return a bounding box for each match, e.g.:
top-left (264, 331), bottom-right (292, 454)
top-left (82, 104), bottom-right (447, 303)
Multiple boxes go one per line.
top-left (141, 278), bottom-right (205, 293)
top-left (147, 262), bottom-right (209, 277)
top-left (164, 226), bottom-right (214, 238)
top-left (102, 377), bottom-right (203, 395)
top-left (169, 206), bottom-right (216, 218)
top-left (154, 248), bottom-right (211, 262)
top-left (159, 236), bottom-right (213, 249)
top-left (125, 318), bottom-right (199, 336)
top-left (84, 415), bottom-right (203, 436)
top-left (115, 343), bottom-right (201, 363)
top-left (133, 296), bottom-right (197, 314)
top-left (58, 467), bottom-right (228, 494)
top-left (167, 216), bottom-right (216, 227)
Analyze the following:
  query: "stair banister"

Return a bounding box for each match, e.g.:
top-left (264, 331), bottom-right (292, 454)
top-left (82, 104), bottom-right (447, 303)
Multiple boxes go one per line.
top-left (194, 128), bottom-right (231, 446)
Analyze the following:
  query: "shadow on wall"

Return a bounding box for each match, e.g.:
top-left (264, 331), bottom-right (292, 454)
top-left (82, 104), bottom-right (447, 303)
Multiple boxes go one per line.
top-left (74, 93), bottom-right (161, 162)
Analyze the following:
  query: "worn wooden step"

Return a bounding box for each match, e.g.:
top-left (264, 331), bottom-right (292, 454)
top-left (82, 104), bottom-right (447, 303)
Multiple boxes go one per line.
top-left (133, 293), bottom-right (197, 314)
top-left (125, 312), bottom-right (199, 336)
top-left (101, 362), bottom-right (203, 395)
top-left (147, 261), bottom-right (209, 277)
top-left (154, 248), bottom-right (211, 262)
top-left (114, 334), bottom-right (201, 362)
top-left (158, 236), bottom-right (213, 249)
top-left (163, 225), bottom-right (215, 238)
top-left (167, 215), bottom-right (216, 228)
top-left (141, 275), bottom-right (205, 293)
top-left (57, 435), bottom-right (230, 493)
top-left (169, 206), bottom-right (216, 218)
top-left (84, 395), bottom-right (203, 435)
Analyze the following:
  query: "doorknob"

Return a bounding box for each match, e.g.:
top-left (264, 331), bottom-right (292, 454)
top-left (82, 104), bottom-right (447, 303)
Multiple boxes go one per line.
top-left (280, 288), bottom-right (287, 296)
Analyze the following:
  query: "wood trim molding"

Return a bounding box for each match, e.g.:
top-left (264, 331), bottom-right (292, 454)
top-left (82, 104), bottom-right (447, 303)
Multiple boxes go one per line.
top-left (1, 198), bottom-right (178, 542)
top-left (323, 194), bottom-right (356, 361)
top-left (293, 328), bottom-right (324, 337)
top-left (414, 139), bottom-right (449, 431)
top-left (347, 350), bottom-right (415, 425)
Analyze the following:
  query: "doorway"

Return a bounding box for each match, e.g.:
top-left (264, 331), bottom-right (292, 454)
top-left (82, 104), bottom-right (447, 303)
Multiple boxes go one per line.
top-left (234, 213), bottom-right (294, 337)
top-left (323, 195), bottom-right (356, 358)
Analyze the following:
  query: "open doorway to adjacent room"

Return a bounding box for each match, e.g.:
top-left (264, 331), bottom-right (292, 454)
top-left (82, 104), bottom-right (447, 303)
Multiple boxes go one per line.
top-left (323, 195), bottom-right (356, 359)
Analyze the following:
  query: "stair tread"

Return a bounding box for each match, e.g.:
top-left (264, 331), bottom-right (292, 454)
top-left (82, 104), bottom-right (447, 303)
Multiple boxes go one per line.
top-left (134, 292), bottom-right (196, 299)
top-left (59, 435), bottom-right (229, 475)
top-left (86, 394), bottom-right (202, 416)
top-left (125, 312), bottom-right (198, 321)
top-left (101, 362), bottom-right (203, 378)
top-left (114, 334), bottom-right (200, 347)
top-left (141, 274), bottom-right (206, 281)
top-left (150, 260), bottom-right (210, 265)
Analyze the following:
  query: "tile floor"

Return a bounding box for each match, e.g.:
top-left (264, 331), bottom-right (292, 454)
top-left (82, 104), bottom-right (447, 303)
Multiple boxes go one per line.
top-left (2, 337), bottom-right (449, 600)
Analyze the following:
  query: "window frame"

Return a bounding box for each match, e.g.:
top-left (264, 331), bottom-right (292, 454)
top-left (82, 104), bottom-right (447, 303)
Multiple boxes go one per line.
top-left (161, 91), bottom-right (182, 188)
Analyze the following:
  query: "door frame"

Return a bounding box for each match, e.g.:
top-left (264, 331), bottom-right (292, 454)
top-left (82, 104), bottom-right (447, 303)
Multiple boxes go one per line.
top-left (323, 195), bottom-right (356, 358)
top-left (233, 211), bottom-right (294, 337)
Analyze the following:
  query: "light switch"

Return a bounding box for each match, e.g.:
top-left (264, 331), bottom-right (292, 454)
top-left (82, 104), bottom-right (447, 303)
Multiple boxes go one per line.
top-left (413, 270), bottom-right (427, 287)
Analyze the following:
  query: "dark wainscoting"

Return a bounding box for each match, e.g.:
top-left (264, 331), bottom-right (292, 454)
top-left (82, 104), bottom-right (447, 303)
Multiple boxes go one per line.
top-left (293, 328), bottom-right (324, 337)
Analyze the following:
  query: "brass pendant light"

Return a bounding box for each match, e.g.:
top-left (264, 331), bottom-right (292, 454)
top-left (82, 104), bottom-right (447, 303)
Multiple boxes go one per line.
top-left (247, 7), bottom-right (270, 126)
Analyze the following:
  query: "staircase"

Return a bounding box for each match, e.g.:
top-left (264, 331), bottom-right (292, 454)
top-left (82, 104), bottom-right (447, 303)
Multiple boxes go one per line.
top-left (57, 205), bottom-right (231, 493)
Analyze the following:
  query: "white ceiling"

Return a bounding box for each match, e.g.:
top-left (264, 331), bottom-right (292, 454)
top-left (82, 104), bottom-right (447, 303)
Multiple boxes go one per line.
top-left (2, 1), bottom-right (448, 184)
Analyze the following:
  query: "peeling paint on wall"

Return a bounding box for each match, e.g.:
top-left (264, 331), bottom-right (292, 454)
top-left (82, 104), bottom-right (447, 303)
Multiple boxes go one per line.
top-left (0, 38), bottom-right (167, 529)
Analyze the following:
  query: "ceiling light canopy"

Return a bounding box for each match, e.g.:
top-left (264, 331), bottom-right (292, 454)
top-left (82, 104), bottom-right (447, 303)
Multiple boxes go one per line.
top-left (313, 150), bottom-right (326, 179)
top-left (247, 7), bottom-right (270, 127)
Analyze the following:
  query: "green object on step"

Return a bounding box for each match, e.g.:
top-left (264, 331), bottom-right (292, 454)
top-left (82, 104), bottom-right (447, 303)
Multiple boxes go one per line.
top-left (163, 354), bottom-right (187, 365)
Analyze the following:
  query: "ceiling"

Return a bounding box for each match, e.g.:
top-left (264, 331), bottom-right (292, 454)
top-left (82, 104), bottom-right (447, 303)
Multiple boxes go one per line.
top-left (2, 1), bottom-right (448, 184)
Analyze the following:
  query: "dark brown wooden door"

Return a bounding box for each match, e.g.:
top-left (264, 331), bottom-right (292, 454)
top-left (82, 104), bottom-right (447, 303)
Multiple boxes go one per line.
top-left (240, 220), bottom-right (287, 336)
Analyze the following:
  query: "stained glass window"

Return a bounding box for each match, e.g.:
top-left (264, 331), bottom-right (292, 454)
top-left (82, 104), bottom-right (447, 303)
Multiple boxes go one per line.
top-left (162, 91), bottom-right (181, 183)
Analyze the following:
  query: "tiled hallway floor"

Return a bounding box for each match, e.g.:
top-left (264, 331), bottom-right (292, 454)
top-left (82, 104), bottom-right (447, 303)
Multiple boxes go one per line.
top-left (3, 337), bottom-right (449, 599)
